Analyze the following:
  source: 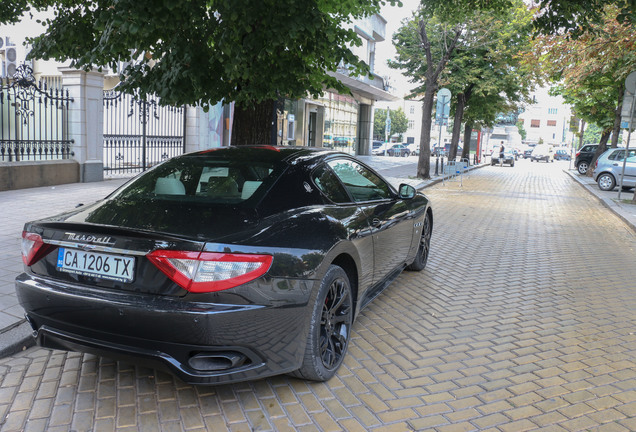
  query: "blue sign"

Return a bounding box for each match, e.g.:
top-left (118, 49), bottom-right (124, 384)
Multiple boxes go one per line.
top-left (435, 88), bottom-right (451, 126)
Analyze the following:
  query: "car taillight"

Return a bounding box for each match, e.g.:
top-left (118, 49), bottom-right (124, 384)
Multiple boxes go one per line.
top-left (21, 231), bottom-right (56, 266)
top-left (147, 250), bottom-right (273, 293)
top-left (575, 151), bottom-right (581, 157)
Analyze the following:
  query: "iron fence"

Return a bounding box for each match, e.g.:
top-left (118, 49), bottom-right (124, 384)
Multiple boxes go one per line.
top-left (0, 64), bottom-right (73, 162)
top-left (103, 89), bottom-right (186, 174)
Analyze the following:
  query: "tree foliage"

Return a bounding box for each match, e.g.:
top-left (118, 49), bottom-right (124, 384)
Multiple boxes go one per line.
top-left (441, 1), bottom-right (535, 160)
top-left (373, 107), bottom-right (408, 140)
top-left (530, 4), bottom-right (635, 174)
top-left (419, 0), bottom-right (635, 37)
top-left (1, 0), bottom-right (399, 145)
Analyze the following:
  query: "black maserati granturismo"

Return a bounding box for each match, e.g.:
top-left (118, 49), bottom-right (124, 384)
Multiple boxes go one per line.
top-left (16, 146), bottom-right (433, 384)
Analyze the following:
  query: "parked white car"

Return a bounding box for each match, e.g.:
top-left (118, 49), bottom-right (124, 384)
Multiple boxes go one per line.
top-left (406, 143), bottom-right (420, 155)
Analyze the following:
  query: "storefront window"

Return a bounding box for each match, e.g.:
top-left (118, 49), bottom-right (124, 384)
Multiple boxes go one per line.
top-left (276, 99), bottom-right (299, 146)
top-left (318, 92), bottom-right (359, 155)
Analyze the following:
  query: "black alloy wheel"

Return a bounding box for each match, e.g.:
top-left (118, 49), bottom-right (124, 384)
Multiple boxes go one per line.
top-left (292, 265), bottom-right (353, 381)
top-left (407, 212), bottom-right (432, 271)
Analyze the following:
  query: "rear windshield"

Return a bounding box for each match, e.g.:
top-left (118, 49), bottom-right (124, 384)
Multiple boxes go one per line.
top-left (110, 154), bottom-right (287, 206)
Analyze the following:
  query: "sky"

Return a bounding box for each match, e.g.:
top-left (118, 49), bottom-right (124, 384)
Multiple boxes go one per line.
top-left (377, 0), bottom-right (422, 97)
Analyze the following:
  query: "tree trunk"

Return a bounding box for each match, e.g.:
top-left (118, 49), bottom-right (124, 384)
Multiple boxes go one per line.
top-left (461, 120), bottom-right (473, 161)
top-left (417, 86), bottom-right (436, 179)
top-left (415, 21), bottom-right (462, 179)
top-left (610, 85), bottom-right (624, 148)
top-left (586, 129), bottom-right (611, 177)
top-left (578, 120), bottom-right (586, 150)
top-left (449, 92), bottom-right (465, 161)
top-left (231, 100), bottom-right (275, 146)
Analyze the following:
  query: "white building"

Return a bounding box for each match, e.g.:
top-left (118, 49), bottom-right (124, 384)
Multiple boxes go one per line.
top-left (518, 86), bottom-right (573, 146)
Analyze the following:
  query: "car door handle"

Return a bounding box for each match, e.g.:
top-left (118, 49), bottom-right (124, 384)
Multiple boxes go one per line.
top-left (372, 218), bottom-right (381, 227)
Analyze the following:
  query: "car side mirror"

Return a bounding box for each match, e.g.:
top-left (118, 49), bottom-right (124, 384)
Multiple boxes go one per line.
top-left (398, 184), bottom-right (416, 199)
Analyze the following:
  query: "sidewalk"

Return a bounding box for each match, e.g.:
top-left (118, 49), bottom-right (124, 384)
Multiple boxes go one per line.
top-left (564, 168), bottom-right (636, 232)
top-left (0, 156), bottom-right (507, 357)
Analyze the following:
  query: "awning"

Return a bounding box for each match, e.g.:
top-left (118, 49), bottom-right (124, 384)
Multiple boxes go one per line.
top-left (328, 71), bottom-right (401, 103)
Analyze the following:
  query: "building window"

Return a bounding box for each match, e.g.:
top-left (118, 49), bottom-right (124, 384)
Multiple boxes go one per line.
top-left (547, 120), bottom-right (557, 127)
top-left (531, 119), bottom-right (540, 128)
top-left (410, 106), bottom-right (415, 115)
top-left (317, 92), bottom-right (359, 155)
top-left (548, 108), bottom-right (558, 114)
top-left (408, 120), bottom-right (415, 130)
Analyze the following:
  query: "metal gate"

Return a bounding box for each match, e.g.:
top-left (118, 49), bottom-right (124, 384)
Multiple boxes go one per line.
top-left (103, 89), bottom-right (186, 174)
top-left (1, 64), bottom-right (73, 162)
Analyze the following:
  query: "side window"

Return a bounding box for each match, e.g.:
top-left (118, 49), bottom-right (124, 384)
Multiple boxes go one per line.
top-left (327, 159), bottom-right (391, 202)
top-left (312, 164), bottom-right (351, 204)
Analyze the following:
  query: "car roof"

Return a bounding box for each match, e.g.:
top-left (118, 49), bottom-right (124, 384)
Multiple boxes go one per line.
top-left (190, 145), bottom-right (341, 165)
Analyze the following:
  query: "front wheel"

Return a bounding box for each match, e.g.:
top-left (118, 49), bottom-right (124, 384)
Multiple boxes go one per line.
top-left (291, 265), bottom-right (353, 381)
top-left (407, 212), bottom-right (432, 271)
top-left (597, 173), bottom-right (616, 191)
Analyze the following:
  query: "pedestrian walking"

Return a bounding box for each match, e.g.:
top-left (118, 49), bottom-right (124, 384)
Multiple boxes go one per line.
top-left (499, 141), bottom-right (505, 167)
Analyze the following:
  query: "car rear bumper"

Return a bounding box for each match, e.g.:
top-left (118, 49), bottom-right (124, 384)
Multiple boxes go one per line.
top-left (16, 272), bottom-right (312, 385)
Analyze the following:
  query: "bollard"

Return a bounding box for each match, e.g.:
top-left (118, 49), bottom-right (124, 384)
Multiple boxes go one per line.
top-left (435, 157), bottom-right (439, 176)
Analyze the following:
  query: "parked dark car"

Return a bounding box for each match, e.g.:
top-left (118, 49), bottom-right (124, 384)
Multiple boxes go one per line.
top-left (575, 144), bottom-right (599, 175)
top-left (555, 149), bottom-right (572, 161)
top-left (522, 147), bottom-right (534, 159)
top-left (387, 144), bottom-right (411, 157)
top-left (432, 143), bottom-right (462, 157)
top-left (16, 146), bottom-right (433, 385)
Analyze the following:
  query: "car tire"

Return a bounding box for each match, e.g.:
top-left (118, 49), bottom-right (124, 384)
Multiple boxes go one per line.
top-left (407, 212), bottom-right (432, 272)
top-left (510, 161), bottom-right (514, 167)
top-left (597, 173), bottom-right (616, 191)
top-left (291, 265), bottom-right (352, 382)
top-left (577, 162), bottom-right (588, 175)
top-left (402, 152), bottom-right (408, 157)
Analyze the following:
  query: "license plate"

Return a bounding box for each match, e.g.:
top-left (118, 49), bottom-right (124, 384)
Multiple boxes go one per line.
top-left (57, 248), bottom-right (135, 283)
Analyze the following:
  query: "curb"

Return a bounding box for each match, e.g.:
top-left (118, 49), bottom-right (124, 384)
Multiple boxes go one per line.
top-left (419, 162), bottom-right (489, 190)
top-left (564, 169), bottom-right (636, 234)
top-left (0, 319), bottom-right (34, 358)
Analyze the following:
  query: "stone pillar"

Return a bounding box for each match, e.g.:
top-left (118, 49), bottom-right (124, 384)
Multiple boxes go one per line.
top-left (357, 104), bottom-right (373, 155)
top-left (59, 67), bottom-right (104, 182)
top-left (185, 103), bottom-right (226, 152)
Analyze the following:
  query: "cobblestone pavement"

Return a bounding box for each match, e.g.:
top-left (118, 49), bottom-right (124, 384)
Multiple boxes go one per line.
top-left (1, 159), bottom-right (636, 431)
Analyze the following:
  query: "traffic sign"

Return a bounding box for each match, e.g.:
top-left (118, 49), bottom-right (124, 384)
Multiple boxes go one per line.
top-left (435, 88), bottom-right (451, 126)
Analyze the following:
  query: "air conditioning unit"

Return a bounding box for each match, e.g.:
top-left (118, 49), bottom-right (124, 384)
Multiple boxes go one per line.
top-left (5, 45), bottom-right (18, 77)
top-left (0, 37), bottom-right (19, 78)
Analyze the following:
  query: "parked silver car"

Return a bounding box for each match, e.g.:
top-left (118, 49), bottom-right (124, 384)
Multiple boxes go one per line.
top-left (593, 148), bottom-right (636, 191)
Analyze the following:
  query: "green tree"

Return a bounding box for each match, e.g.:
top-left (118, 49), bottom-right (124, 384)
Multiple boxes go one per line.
top-left (1, 0), bottom-right (397, 145)
top-left (441, 1), bottom-right (535, 160)
top-left (582, 123), bottom-right (602, 145)
top-left (531, 4), bottom-right (635, 178)
top-left (419, 0), bottom-right (635, 37)
top-left (373, 108), bottom-right (408, 141)
top-left (389, 12), bottom-right (468, 178)
top-left (390, 0), bottom-right (535, 168)
top-left (516, 119), bottom-right (527, 141)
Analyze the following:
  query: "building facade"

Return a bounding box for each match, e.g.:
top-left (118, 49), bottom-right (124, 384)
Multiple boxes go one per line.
top-left (517, 86), bottom-right (573, 146)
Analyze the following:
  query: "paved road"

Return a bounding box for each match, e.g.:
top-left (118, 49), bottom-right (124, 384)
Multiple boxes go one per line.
top-left (1, 159), bottom-right (636, 431)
